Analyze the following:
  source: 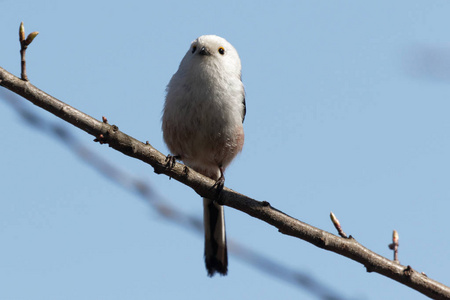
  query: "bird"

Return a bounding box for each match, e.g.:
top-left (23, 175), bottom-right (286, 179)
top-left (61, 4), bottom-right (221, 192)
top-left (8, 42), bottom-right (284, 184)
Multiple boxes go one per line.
top-left (162, 35), bottom-right (246, 276)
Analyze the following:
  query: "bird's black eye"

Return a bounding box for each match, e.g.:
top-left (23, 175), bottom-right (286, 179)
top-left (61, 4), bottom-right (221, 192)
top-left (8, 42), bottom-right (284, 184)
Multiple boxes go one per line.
top-left (192, 46), bottom-right (197, 53)
top-left (218, 47), bottom-right (225, 55)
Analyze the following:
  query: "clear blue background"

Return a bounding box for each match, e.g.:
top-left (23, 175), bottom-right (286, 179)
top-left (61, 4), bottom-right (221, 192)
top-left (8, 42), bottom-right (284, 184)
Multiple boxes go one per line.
top-left (1, 1), bottom-right (450, 299)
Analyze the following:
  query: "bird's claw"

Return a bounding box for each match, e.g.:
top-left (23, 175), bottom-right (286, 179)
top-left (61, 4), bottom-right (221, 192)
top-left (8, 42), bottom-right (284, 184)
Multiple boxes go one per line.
top-left (212, 176), bottom-right (225, 195)
top-left (165, 154), bottom-right (180, 169)
top-left (212, 166), bottom-right (225, 195)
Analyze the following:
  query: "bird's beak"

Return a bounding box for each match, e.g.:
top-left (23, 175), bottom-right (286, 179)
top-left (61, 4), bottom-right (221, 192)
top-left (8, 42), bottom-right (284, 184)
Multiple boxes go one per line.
top-left (199, 46), bottom-right (210, 56)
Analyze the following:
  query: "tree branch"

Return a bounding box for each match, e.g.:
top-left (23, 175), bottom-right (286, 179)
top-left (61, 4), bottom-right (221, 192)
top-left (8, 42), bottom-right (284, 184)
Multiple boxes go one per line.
top-left (1, 66), bottom-right (449, 300)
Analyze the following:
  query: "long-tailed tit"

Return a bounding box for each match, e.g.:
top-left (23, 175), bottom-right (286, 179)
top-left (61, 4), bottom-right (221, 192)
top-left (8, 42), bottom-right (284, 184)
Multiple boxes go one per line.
top-left (162, 35), bottom-right (245, 276)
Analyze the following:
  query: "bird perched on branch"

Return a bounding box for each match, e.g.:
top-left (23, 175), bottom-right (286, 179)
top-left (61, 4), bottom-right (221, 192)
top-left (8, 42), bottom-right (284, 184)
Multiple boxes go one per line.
top-left (162, 35), bottom-right (246, 276)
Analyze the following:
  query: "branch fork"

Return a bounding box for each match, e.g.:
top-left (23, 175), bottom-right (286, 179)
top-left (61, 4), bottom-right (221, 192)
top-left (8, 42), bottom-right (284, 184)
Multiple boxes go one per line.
top-left (19, 22), bottom-right (39, 81)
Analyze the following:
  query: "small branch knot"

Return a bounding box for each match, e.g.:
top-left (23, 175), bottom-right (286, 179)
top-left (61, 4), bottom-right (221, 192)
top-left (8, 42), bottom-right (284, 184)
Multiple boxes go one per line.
top-left (93, 134), bottom-right (107, 144)
top-left (403, 265), bottom-right (414, 279)
top-left (261, 201), bottom-right (271, 207)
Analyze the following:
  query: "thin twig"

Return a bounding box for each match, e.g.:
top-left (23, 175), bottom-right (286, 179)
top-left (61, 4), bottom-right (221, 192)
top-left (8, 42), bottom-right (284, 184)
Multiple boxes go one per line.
top-left (19, 22), bottom-right (27, 81)
top-left (18, 22), bottom-right (39, 81)
top-left (330, 212), bottom-right (348, 238)
top-left (389, 230), bottom-right (400, 263)
top-left (1, 66), bottom-right (449, 300)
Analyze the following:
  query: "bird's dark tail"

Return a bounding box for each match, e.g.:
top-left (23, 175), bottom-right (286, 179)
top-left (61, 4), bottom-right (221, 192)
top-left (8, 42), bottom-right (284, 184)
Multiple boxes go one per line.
top-left (203, 198), bottom-right (228, 276)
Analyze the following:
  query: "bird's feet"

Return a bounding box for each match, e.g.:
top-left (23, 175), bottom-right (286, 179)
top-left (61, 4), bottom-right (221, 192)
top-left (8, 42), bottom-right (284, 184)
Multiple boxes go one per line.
top-left (165, 154), bottom-right (181, 169)
top-left (212, 166), bottom-right (225, 195)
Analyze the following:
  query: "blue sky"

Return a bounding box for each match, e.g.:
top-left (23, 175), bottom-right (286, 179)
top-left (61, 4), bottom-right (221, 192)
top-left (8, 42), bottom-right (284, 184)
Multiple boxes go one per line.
top-left (1, 1), bottom-right (450, 299)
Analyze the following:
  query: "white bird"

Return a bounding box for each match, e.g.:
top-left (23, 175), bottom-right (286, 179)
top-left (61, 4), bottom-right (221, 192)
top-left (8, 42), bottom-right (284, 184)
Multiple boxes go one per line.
top-left (162, 35), bottom-right (245, 276)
